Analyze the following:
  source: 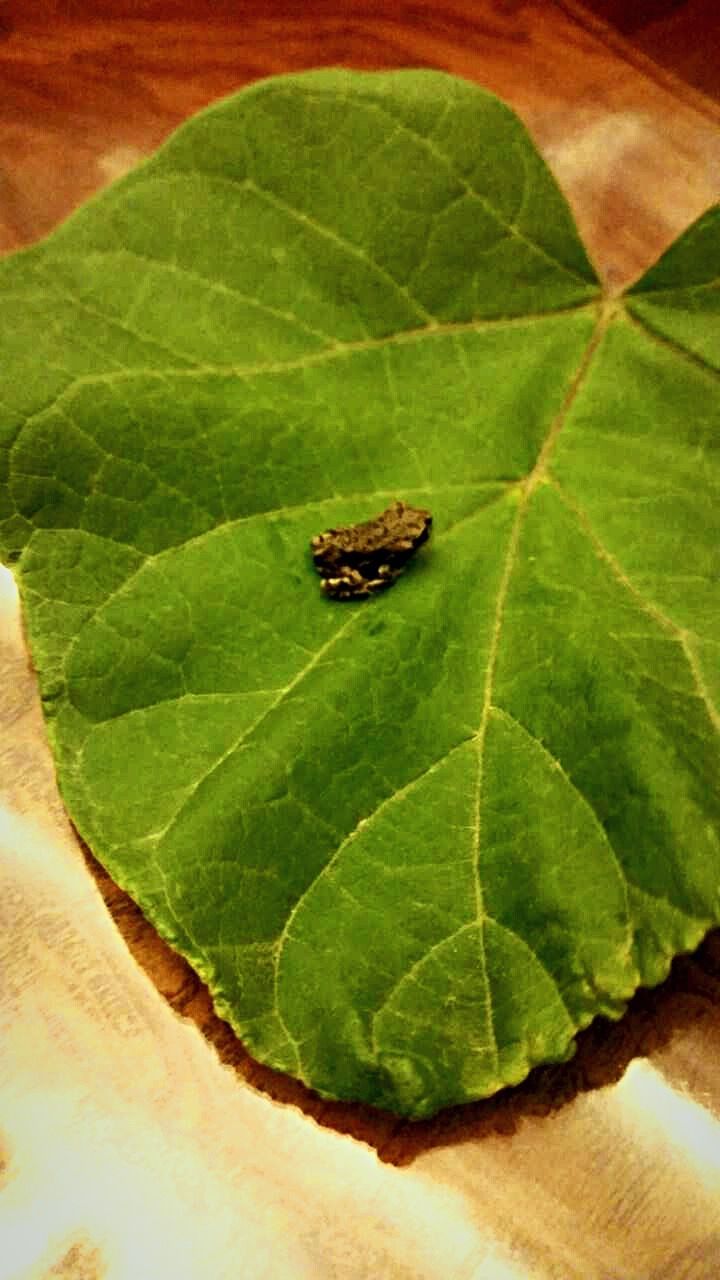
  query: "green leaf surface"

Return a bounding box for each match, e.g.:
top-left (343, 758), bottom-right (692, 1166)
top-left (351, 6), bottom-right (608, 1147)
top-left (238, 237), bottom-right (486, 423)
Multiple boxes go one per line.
top-left (1, 70), bottom-right (718, 1117)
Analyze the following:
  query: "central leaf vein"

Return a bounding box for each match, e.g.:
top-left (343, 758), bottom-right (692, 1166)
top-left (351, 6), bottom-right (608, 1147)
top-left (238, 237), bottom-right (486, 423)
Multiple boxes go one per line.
top-left (465, 307), bottom-right (612, 1067)
top-left (269, 309), bottom-right (610, 1072)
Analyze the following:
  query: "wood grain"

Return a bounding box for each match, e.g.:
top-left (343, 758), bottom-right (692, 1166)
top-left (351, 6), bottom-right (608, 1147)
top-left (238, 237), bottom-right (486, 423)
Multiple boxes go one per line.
top-left (1, 1), bottom-right (719, 279)
top-left (579, 0), bottom-right (720, 100)
top-left (1, 0), bottom-right (719, 1158)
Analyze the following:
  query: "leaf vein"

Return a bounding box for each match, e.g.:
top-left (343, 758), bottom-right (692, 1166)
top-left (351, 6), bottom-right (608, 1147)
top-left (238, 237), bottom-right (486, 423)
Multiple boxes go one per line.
top-left (243, 174), bottom-right (436, 327)
top-left (29, 274), bottom-right (199, 368)
top-left (491, 705), bottom-right (633, 926)
top-left (295, 86), bottom-right (595, 289)
top-left (273, 735), bottom-right (476, 958)
top-left (625, 304), bottom-right (720, 383)
top-left (44, 246), bottom-right (341, 348)
top-left (7, 301), bottom-right (595, 445)
top-left (550, 480), bottom-right (720, 735)
top-left (142, 609), bottom-right (364, 848)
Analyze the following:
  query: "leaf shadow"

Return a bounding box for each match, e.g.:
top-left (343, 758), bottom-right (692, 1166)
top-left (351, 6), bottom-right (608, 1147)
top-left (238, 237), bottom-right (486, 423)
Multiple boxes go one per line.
top-left (77, 830), bottom-right (720, 1167)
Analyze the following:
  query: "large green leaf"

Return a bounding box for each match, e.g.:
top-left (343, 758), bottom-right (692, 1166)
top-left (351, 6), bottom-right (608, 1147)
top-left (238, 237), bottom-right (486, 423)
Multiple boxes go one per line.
top-left (1, 70), bottom-right (718, 1117)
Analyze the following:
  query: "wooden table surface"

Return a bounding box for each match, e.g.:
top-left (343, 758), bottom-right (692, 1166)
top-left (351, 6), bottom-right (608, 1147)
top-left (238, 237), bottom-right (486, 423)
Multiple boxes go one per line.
top-left (1, 0), bottom-right (719, 1160)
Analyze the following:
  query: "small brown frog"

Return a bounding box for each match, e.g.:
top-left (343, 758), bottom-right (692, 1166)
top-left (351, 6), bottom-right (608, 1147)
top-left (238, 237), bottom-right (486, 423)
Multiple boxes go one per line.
top-left (310, 500), bottom-right (432, 600)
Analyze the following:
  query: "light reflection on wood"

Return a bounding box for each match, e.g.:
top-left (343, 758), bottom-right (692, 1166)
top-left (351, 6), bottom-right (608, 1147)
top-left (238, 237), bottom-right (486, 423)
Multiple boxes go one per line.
top-left (1, 799), bottom-right (719, 1278)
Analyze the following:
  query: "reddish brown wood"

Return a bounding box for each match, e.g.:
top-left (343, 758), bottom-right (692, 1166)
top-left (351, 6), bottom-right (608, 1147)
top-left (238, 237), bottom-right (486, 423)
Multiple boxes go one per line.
top-left (1, 1), bottom-right (719, 278)
top-left (568, 0), bottom-right (720, 100)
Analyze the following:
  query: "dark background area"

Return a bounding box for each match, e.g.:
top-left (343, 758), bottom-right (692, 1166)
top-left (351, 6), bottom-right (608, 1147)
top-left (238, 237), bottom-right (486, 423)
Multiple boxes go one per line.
top-left (580, 0), bottom-right (720, 97)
